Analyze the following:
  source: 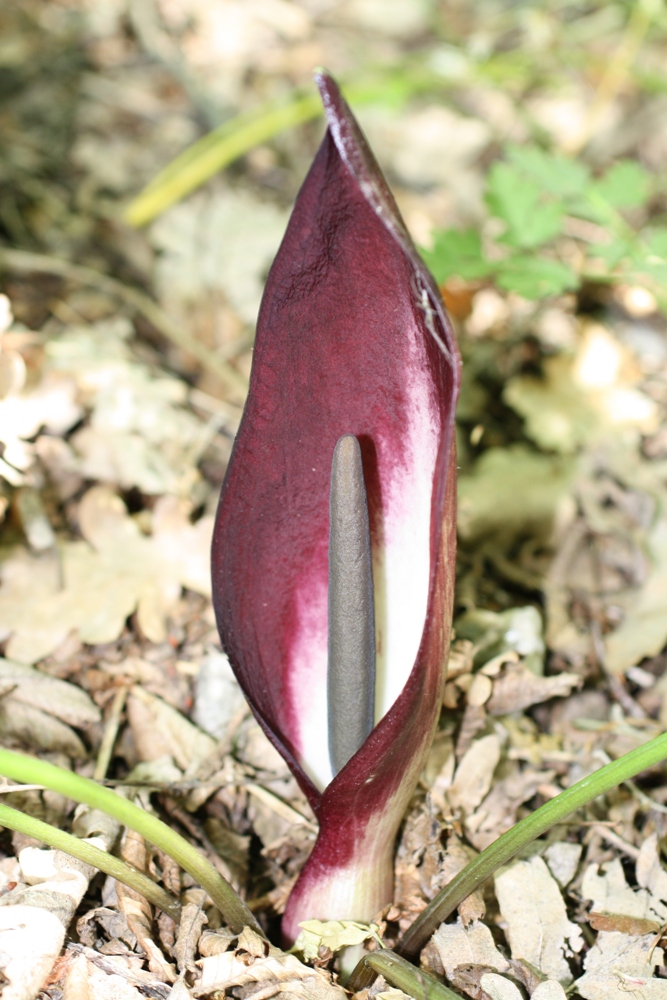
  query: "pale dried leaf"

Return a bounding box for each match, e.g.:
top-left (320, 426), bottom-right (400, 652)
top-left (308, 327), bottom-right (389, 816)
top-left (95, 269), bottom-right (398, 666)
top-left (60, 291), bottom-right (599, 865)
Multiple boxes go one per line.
top-left (0, 487), bottom-right (213, 663)
top-left (196, 949), bottom-right (347, 999)
top-left (295, 920), bottom-right (383, 962)
top-left (432, 918), bottom-right (510, 979)
top-left (574, 933), bottom-right (665, 999)
top-left (0, 905), bottom-right (65, 1000)
top-left (0, 658), bottom-right (100, 727)
top-left (448, 734), bottom-right (500, 814)
top-left (127, 687), bottom-right (216, 773)
top-left (494, 856), bottom-right (583, 982)
top-left (440, 835), bottom-right (485, 925)
top-left (173, 900), bottom-right (207, 972)
top-left (117, 830), bottom-right (176, 983)
top-left (544, 842), bottom-right (582, 888)
top-left (48, 318), bottom-right (208, 498)
top-left (466, 765), bottom-right (556, 851)
top-left (63, 954), bottom-right (144, 1000)
top-left (637, 833), bottom-right (667, 906)
top-left (532, 982), bottom-right (568, 1000)
top-left (0, 839), bottom-right (111, 998)
top-left (581, 858), bottom-right (667, 923)
top-left (0, 697), bottom-right (87, 756)
top-left (236, 926), bottom-right (268, 958)
top-left (479, 973), bottom-right (522, 1000)
top-left (198, 928), bottom-right (237, 957)
top-left (487, 663), bottom-right (579, 715)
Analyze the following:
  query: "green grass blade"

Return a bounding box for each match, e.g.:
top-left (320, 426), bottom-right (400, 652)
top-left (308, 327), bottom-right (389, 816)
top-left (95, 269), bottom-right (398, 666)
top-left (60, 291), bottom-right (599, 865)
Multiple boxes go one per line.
top-left (0, 801), bottom-right (181, 921)
top-left (0, 749), bottom-right (262, 936)
top-left (396, 731), bottom-right (667, 958)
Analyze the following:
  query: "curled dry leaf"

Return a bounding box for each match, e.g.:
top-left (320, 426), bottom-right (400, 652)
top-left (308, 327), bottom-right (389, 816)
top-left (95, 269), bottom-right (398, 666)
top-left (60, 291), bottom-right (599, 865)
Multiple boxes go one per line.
top-left (494, 855), bottom-right (583, 983)
top-left (0, 658), bottom-right (100, 727)
top-left (574, 934), bottom-right (664, 999)
top-left (0, 697), bottom-right (89, 757)
top-left (173, 896), bottom-right (208, 972)
top-left (465, 763), bottom-right (557, 851)
top-left (294, 919), bottom-right (383, 962)
top-left (126, 686), bottom-right (217, 774)
top-left (486, 662), bottom-right (580, 716)
top-left (0, 487), bottom-right (213, 663)
top-left (432, 918), bottom-right (510, 980)
top-left (448, 734), bottom-right (500, 815)
top-left (116, 829), bottom-right (177, 983)
top-left (439, 834), bottom-right (485, 925)
top-left (195, 946), bottom-right (347, 999)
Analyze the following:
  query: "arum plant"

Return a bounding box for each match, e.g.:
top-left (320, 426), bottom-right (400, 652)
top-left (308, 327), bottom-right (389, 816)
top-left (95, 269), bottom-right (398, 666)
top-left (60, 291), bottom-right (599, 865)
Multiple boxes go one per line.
top-left (212, 71), bottom-right (460, 942)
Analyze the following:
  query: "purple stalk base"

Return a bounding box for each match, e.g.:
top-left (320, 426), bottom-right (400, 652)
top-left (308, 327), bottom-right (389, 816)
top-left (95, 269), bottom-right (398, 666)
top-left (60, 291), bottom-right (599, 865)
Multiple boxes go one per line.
top-left (211, 71), bottom-right (460, 942)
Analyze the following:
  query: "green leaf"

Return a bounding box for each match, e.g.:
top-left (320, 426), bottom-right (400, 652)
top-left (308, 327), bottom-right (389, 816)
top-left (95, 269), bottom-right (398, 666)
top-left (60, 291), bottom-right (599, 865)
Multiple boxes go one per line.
top-left (625, 228), bottom-right (667, 285)
top-left (506, 144), bottom-right (590, 198)
top-left (294, 920), bottom-right (383, 962)
top-left (645, 227), bottom-right (667, 258)
top-left (494, 256), bottom-right (578, 298)
top-left (591, 238), bottom-right (634, 269)
top-left (486, 163), bottom-right (563, 249)
top-left (422, 228), bottom-right (493, 282)
top-left (591, 160), bottom-right (651, 209)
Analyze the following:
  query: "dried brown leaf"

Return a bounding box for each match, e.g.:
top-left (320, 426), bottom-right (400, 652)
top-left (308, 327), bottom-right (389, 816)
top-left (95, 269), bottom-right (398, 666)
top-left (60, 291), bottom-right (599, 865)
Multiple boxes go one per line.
top-left (486, 663), bottom-right (579, 716)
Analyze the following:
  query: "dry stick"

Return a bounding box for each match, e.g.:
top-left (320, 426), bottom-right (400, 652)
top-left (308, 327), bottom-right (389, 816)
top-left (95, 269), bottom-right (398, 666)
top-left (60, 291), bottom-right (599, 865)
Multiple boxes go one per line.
top-left (94, 685), bottom-right (129, 783)
top-left (348, 731), bottom-right (667, 992)
top-left (0, 748), bottom-right (263, 937)
top-left (0, 801), bottom-right (181, 921)
top-left (0, 247), bottom-right (248, 398)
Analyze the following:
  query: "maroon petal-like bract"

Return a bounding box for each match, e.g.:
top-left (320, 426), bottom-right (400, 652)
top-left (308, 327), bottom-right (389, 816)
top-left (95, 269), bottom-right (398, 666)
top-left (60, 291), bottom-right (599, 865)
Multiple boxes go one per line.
top-left (212, 72), bottom-right (460, 940)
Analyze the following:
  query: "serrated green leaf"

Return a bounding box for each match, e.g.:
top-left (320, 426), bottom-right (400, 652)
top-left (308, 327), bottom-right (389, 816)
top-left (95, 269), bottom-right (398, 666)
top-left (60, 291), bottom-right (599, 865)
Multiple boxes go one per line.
top-left (506, 144), bottom-right (590, 198)
top-left (422, 228), bottom-right (493, 282)
top-left (486, 163), bottom-right (564, 249)
top-left (495, 256), bottom-right (578, 299)
top-left (591, 160), bottom-right (651, 209)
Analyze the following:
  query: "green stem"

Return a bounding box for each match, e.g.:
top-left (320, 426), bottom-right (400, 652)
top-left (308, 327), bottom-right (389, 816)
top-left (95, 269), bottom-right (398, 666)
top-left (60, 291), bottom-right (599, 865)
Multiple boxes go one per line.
top-left (0, 749), bottom-right (263, 937)
top-left (396, 732), bottom-right (667, 959)
top-left (0, 802), bottom-right (181, 921)
top-left (347, 949), bottom-right (462, 999)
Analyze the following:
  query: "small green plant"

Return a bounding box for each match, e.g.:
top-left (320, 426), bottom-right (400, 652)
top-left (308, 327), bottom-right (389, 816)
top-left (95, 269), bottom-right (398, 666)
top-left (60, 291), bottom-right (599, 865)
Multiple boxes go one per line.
top-left (423, 145), bottom-right (667, 301)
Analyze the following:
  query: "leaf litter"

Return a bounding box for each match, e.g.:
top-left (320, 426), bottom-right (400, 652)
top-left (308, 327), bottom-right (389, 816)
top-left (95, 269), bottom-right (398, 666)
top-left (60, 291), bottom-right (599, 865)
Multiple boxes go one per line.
top-left (3, 2), bottom-right (667, 999)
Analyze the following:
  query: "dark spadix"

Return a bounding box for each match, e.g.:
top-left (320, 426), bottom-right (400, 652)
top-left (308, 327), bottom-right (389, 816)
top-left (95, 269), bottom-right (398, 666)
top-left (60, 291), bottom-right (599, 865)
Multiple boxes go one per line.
top-left (211, 71), bottom-right (460, 941)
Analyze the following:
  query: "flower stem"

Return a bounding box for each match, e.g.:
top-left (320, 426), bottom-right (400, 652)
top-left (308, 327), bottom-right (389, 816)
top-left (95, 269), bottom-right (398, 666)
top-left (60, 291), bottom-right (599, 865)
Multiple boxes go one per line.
top-left (0, 748), bottom-right (263, 936)
top-left (0, 802), bottom-right (181, 921)
top-left (396, 732), bottom-right (667, 958)
top-left (347, 949), bottom-right (463, 999)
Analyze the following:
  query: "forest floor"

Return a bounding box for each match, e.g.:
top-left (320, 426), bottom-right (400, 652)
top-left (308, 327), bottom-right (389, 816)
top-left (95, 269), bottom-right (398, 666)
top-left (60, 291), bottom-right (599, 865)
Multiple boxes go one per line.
top-left (2, 1), bottom-right (667, 998)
